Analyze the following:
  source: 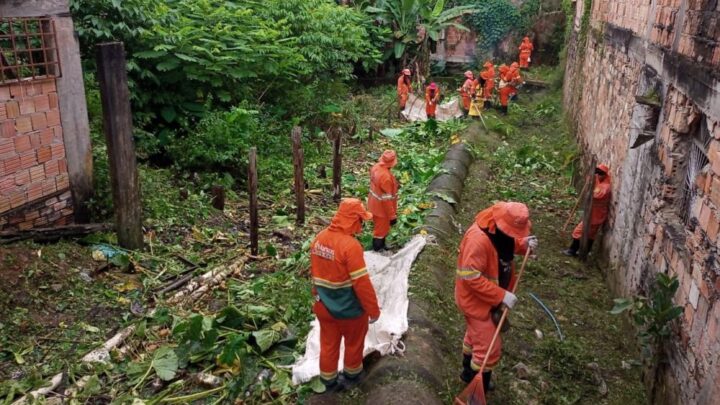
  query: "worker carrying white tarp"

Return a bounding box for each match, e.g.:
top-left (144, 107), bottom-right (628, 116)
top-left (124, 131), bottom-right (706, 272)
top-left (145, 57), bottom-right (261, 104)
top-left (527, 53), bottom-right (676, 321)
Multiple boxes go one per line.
top-left (402, 93), bottom-right (464, 122)
top-left (291, 234), bottom-right (428, 385)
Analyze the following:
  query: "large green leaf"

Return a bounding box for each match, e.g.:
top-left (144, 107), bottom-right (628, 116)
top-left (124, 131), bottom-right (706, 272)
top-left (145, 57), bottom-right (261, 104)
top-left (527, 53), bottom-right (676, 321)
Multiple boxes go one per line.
top-left (152, 346), bottom-right (179, 381)
top-left (394, 41), bottom-right (406, 59)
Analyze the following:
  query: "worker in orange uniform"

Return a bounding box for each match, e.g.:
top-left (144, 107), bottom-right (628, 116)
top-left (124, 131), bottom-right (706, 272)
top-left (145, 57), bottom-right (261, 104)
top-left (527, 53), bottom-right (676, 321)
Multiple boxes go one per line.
top-left (425, 82), bottom-right (440, 119)
top-left (397, 68), bottom-right (412, 113)
top-left (563, 164), bottom-right (612, 257)
top-left (498, 63), bottom-right (522, 115)
top-left (459, 71), bottom-right (475, 114)
top-left (479, 61), bottom-right (495, 109)
top-left (368, 150), bottom-right (399, 252)
top-left (455, 202), bottom-right (538, 392)
top-left (310, 198), bottom-right (381, 391)
top-left (518, 36), bottom-right (534, 68)
top-left (508, 62), bottom-right (522, 101)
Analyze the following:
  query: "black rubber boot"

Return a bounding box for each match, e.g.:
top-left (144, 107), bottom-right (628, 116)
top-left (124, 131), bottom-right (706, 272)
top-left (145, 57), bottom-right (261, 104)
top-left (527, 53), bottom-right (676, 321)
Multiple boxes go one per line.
top-left (372, 238), bottom-right (384, 252)
top-left (322, 378), bottom-right (345, 393)
top-left (562, 238), bottom-right (580, 257)
top-left (501, 105), bottom-right (508, 115)
top-left (482, 371), bottom-right (494, 392)
top-left (460, 354), bottom-right (477, 383)
top-left (484, 100), bottom-right (491, 109)
top-left (341, 370), bottom-right (365, 389)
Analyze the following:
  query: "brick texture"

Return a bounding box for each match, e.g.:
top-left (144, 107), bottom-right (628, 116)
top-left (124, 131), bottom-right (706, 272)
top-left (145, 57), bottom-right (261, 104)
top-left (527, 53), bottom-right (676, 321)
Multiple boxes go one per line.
top-left (0, 78), bottom-right (72, 229)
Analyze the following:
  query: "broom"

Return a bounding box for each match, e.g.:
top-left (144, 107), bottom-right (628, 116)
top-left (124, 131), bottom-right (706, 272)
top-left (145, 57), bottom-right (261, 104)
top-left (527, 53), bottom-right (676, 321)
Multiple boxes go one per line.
top-left (454, 248), bottom-right (532, 405)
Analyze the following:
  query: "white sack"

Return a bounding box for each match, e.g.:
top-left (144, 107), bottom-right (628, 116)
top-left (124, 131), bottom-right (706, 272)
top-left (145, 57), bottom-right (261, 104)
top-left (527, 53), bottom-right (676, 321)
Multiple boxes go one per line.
top-left (401, 93), bottom-right (465, 122)
top-left (291, 235), bottom-right (428, 384)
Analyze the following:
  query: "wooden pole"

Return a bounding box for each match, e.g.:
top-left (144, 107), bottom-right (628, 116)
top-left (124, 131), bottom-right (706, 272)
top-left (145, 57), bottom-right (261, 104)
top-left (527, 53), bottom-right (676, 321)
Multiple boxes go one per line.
top-left (332, 131), bottom-right (342, 202)
top-left (579, 156), bottom-right (597, 261)
top-left (96, 42), bottom-right (143, 250)
top-left (248, 147), bottom-right (259, 256)
top-left (291, 127), bottom-right (305, 225)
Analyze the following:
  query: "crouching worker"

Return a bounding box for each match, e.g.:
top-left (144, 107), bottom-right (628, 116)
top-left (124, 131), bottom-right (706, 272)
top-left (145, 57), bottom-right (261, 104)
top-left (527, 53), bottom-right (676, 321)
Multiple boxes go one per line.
top-left (425, 82), bottom-right (440, 119)
top-left (455, 202), bottom-right (538, 392)
top-left (311, 198), bottom-right (381, 391)
top-left (368, 150), bottom-right (399, 251)
top-left (563, 164), bottom-right (612, 257)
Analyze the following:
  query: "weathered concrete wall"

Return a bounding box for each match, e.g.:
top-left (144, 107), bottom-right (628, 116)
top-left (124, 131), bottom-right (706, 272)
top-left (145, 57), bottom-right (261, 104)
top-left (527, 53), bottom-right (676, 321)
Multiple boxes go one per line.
top-left (564, 0), bottom-right (720, 402)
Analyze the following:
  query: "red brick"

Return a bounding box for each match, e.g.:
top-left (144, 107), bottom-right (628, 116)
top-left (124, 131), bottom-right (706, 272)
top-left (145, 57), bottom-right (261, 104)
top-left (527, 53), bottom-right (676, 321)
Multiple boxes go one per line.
top-left (18, 220), bottom-right (34, 231)
top-left (48, 92), bottom-right (58, 109)
top-left (36, 146), bottom-right (51, 163)
top-left (57, 159), bottom-right (67, 174)
top-left (53, 126), bottom-right (63, 140)
top-left (41, 80), bottom-right (56, 94)
top-left (51, 144), bottom-right (65, 159)
top-left (39, 128), bottom-right (54, 145)
top-left (9, 83), bottom-right (22, 98)
top-left (0, 196), bottom-right (10, 213)
top-left (712, 149), bottom-right (720, 175)
top-left (34, 217), bottom-right (48, 227)
top-left (45, 110), bottom-right (60, 127)
top-left (20, 152), bottom-right (37, 169)
top-left (29, 165), bottom-right (44, 182)
top-left (26, 183), bottom-right (43, 202)
top-left (24, 82), bottom-right (41, 97)
top-left (33, 95), bottom-right (50, 112)
top-left (0, 138), bottom-right (12, 156)
top-left (15, 116), bottom-right (32, 133)
top-left (699, 202), bottom-right (713, 232)
top-left (56, 173), bottom-right (69, 190)
top-left (1, 120), bottom-right (14, 138)
top-left (53, 200), bottom-right (67, 211)
top-left (708, 211), bottom-right (720, 243)
top-left (0, 85), bottom-right (10, 101)
top-left (14, 169), bottom-right (30, 186)
top-left (0, 104), bottom-right (6, 121)
top-left (5, 101), bottom-right (19, 118)
top-left (3, 156), bottom-right (20, 173)
top-left (19, 100), bottom-right (35, 115)
top-left (42, 179), bottom-right (56, 195)
top-left (711, 177), bottom-right (720, 207)
top-left (44, 160), bottom-right (59, 177)
top-left (0, 174), bottom-right (13, 191)
top-left (31, 112), bottom-right (47, 131)
top-left (13, 135), bottom-right (31, 153)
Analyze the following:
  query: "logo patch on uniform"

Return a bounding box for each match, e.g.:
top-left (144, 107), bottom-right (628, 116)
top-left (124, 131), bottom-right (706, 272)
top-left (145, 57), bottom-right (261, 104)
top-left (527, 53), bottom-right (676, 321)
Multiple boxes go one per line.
top-left (311, 243), bottom-right (335, 260)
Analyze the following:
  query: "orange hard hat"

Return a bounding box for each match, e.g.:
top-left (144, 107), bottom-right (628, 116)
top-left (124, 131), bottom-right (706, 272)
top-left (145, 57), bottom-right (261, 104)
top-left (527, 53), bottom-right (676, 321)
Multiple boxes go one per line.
top-left (429, 82), bottom-right (438, 90)
top-left (492, 202), bottom-right (531, 239)
top-left (335, 198), bottom-right (372, 222)
top-left (483, 61), bottom-right (493, 68)
top-left (523, 36), bottom-right (530, 41)
top-left (464, 70), bottom-right (474, 79)
top-left (380, 149), bottom-right (398, 167)
top-left (511, 62), bottom-right (519, 68)
top-left (597, 164), bottom-right (610, 174)
top-left (402, 68), bottom-right (411, 75)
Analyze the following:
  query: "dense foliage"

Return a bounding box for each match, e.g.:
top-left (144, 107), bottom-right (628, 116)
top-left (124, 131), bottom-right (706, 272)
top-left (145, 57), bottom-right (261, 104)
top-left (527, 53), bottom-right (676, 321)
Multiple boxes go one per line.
top-left (461, 0), bottom-right (542, 53)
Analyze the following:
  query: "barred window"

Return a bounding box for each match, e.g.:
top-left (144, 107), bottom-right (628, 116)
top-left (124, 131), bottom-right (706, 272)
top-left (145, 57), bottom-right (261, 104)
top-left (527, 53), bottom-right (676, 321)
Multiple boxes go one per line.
top-left (0, 17), bottom-right (62, 84)
top-left (680, 118), bottom-right (711, 226)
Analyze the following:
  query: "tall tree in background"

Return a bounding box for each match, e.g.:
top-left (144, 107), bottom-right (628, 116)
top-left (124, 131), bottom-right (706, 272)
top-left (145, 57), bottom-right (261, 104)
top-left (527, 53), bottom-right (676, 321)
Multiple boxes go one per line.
top-left (366, 0), bottom-right (476, 79)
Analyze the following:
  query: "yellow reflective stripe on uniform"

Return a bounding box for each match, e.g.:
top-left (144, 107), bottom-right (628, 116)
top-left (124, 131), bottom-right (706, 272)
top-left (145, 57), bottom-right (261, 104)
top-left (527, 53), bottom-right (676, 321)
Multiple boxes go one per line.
top-left (313, 277), bottom-right (352, 289)
top-left (349, 267), bottom-right (368, 280)
top-left (455, 268), bottom-right (498, 283)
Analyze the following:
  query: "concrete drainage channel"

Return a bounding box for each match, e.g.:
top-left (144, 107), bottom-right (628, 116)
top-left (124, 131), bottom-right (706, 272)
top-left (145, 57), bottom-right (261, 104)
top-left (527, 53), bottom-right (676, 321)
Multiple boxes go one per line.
top-left (310, 122), bottom-right (484, 405)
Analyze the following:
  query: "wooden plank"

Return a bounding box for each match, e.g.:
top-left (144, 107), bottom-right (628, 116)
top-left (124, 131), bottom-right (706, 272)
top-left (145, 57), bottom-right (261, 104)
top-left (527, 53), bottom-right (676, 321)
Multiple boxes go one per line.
top-left (96, 42), bottom-right (143, 250)
top-left (0, 0), bottom-right (69, 17)
top-left (332, 131), bottom-right (342, 202)
top-left (248, 147), bottom-right (259, 256)
top-left (291, 126), bottom-right (305, 225)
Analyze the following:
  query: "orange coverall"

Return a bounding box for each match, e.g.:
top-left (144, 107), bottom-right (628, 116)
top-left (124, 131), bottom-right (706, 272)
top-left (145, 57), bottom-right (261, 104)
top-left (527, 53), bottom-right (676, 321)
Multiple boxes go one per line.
top-left (518, 37), bottom-right (534, 68)
top-left (572, 173), bottom-right (612, 240)
top-left (397, 75), bottom-right (411, 110)
top-left (460, 78), bottom-right (475, 111)
top-left (368, 161), bottom-right (399, 238)
top-left (425, 86), bottom-right (440, 118)
top-left (499, 65), bottom-right (521, 107)
top-left (310, 205), bottom-right (380, 385)
top-left (455, 208), bottom-right (529, 371)
top-left (479, 64), bottom-right (495, 100)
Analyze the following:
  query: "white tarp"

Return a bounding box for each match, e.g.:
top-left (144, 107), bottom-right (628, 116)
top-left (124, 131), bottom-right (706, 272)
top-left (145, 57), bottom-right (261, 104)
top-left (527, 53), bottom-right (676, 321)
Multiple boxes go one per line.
top-left (291, 235), bottom-right (428, 384)
top-left (401, 93), bottom-right (465, 122)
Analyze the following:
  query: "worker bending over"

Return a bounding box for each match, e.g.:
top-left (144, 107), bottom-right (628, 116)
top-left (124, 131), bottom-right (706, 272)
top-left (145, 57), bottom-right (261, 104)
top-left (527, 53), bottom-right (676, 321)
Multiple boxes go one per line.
top-left (498, 63), bottom-right (523, 115)
top-left (310, 198), bottom-right (380, 392)
top-left (368, 150), bottom-right (399, 252)
top-left (397, 69), bottom-right (412, 113)
top-left (455, 202), bottom-right (538, 392)
top-left (479, 61), bottom-right (495, 109)
top-left (518, 36), bottom-right (534, 68)
top-left (563, 164), bottom-right (612, 257)
top-left (425, 82), bottom-right (440, 119)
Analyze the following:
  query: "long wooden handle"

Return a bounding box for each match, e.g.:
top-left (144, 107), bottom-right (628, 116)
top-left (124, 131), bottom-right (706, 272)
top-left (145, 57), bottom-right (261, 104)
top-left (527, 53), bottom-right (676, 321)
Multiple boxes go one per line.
top-left (562, 176), bottom-right (590, 232)
top-left (455, 249), bottom-right (532, 404)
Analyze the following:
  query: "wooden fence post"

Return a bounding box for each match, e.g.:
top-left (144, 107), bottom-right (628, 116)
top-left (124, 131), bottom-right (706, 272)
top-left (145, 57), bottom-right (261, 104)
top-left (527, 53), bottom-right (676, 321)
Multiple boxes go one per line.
top-left (291, 127), bottom-right (305, 225)
top-left (248, 147), bottom-right (259, 256)
top-left (96, 42), bottom-right (143, 250)
top-left (332, 131), bottom-right (342, 202)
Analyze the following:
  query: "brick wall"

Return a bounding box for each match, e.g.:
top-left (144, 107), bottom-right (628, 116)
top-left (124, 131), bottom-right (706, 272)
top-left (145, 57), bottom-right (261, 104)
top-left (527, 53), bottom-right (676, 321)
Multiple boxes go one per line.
top-left (564, 0), bottom-right (720, 402)
top-left (0, 78), bottom-right (73, 231)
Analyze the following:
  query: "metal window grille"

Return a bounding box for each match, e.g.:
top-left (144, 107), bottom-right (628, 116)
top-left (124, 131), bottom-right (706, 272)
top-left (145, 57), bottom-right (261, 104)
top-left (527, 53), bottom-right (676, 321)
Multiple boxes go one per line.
top-left (0, 17), bottom-right (62, 84)
top-left (680, 120), bottom-right (711, 225)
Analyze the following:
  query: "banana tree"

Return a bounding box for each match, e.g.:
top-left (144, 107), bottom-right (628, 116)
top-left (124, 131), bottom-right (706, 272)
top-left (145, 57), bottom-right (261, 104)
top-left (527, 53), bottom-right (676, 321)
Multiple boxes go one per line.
top-left (366, 0), bottom-right (477, 79)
